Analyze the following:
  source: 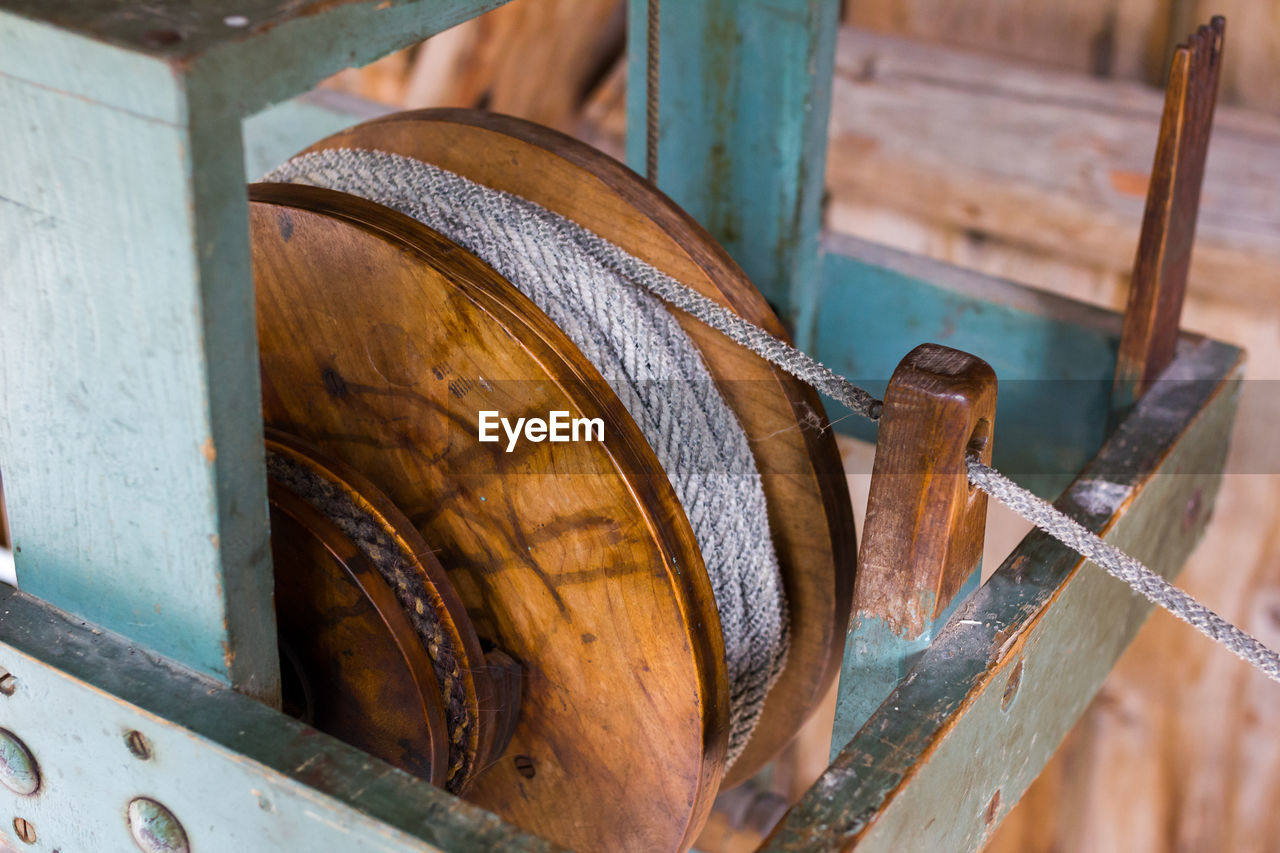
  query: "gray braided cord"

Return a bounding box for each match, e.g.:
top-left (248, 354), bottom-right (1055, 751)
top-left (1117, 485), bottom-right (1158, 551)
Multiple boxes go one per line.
top-left (967, 458), bottom-right (1280, 683)
top-left (265, 148), bottom-right (788, 765)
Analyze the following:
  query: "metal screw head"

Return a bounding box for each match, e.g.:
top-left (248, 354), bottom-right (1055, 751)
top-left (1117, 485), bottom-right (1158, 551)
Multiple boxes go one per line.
top-left (0, 671), bottom-right (16, 696)
top-left (127, 798), bottom-right (189, 853)
top-left (12, 816), bottom-right (35, 844)
top-left (0, 729), bottom-right (40, 796)
top-left (513, 754), bottom-right (536, 779)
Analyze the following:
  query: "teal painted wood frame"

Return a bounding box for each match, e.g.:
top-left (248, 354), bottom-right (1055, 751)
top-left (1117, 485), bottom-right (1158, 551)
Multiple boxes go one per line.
top-left (0, 586), bottom-right (560, 852)
top-left (771, 334), bottom-right (1242, 851)
top-left (625, 0), bottom-right (839, 341)
top-left (0, 0), bottom-right (509, 698)
top-left (819, 234), bottom-right (1129, 752)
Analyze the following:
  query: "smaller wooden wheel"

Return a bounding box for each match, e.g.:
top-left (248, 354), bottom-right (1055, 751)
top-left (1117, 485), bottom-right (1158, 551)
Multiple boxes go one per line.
top-left (266, 431), bottom-right (514, 792)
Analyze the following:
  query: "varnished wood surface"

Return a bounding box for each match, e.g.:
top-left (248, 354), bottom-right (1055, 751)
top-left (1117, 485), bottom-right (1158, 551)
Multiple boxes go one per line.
top-left (299, 109), bottom-right (857, 786)
top-left (250, 184), bottom-right (725, 852)
top-left (857, 344), bottom-right (997, 635)
top-left (1114, 17), bottom-right (1225, 411)
top-left (269, 480), bottom-right (449, 786)
top-left (265, 430), bottom-right (498, 791)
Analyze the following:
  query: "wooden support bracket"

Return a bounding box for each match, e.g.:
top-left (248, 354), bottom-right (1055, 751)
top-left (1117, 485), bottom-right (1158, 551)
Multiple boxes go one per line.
top-left (832, 343), bottom-right (997, 754)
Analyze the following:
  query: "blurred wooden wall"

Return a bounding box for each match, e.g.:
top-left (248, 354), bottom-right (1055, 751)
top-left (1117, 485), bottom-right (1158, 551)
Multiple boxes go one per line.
top-left (314, 2), bottom-right (1280, 850)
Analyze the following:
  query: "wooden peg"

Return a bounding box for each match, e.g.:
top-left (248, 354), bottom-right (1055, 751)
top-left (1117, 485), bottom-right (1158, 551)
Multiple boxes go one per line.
top-left (1113, 16), bottom-right (1225, 415)
top-left (832, 344), bottom-right (996, 753)
top-left (857, 343), bottom-right (997, 639)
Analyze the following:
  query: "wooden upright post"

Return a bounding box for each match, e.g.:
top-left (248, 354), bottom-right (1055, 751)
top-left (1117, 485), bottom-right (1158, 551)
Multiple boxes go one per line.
top-left (1113, 17), bottom-right (1225, 416)
top-left (832, 343), bottom-right (997, 754)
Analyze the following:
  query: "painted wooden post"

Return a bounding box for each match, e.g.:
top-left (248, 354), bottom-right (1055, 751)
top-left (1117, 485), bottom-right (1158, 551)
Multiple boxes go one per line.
top-left (626, 0), bottom-right (840, 344)
top-left (831, 344), bottom-right (996, 756)
top-left (0, 0), bottom-right (510, 698)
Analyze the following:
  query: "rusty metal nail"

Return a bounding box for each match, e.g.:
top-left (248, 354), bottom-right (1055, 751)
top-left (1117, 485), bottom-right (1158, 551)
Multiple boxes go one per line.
top-left (1002, 660), bottom-right (1023, 711)
top-left (127, 798), bottom-right (189, 853)
top-left (125, 730), bottom-right (152, 761)
top-left (984, 789), bottom-right (1001, 825)
top-left (0, 730), bottom-right (40, 796)
top-left (513, 754), bottom-right (535, 779)
top-left (0, 671), bottom-right (16, 697)
top-left (12, 817), bottom-right (35, 844)
top-left (141, 28), bottom-right (183, 47)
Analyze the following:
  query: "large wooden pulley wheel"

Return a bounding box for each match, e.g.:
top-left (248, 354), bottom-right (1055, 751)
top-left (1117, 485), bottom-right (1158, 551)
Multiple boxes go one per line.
top-left (252, 109), bottom-right (855, 852)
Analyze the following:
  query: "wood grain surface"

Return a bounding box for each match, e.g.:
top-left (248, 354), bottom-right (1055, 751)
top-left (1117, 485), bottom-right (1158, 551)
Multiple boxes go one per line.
top-left (298, 109), bottom-right (857, 787)
top-left (250, 184), bottom-right (725, 852)
top-left (858, 344), bottom-right (996, 636)
top-left (265, 430), bottom-right (500, 792)
top-left (269, 478), bottom-right (450, 787)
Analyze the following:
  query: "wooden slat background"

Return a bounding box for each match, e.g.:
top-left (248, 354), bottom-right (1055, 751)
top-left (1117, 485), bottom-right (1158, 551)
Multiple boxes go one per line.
top-left (315, 2), bottom-right (1280, 849)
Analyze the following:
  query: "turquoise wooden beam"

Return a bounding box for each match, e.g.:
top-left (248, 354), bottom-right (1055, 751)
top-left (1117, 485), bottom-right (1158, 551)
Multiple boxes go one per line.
top-left (0, 587), bottom-right (557, 852)
top-left (0, 18), bottom-right (277, 698)
top-left (626, 0), bottom-right (839, 342)
top-left (0, 0), bottom-right (510, 698)
top-left (772, 336), bottom-right (1241, 851)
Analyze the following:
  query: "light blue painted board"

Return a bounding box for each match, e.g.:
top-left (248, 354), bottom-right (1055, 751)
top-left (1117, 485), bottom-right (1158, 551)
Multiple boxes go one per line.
top-left (243, 90), bottom-right (393, 179)
top-left (625, 0), bottom-right (839, 334)
top-left (190, 0), bottom-right (512, 119)
top-left (0, 12), bottom-right (185, 123)
top-left (0, 588), bottom-right (558, 852)
top-left (830, 570), bottom-right (978, 760)
top-left (0, 1), bottom-right (510, 121)
top-left (817, 235), bottom-right (1121, 499)
top-left (0, 26), bottom-right (277, 699)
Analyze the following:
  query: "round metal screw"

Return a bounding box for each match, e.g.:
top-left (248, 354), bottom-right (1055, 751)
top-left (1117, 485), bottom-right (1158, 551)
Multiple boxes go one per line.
top-left (127, 797), bottom-right (189, 853)
top-left (513, 754), bottom-right (536, 779)
top-left (125, 730), bottom-right (152, 761)
top-left (0, 671), bottom-right (16, 696)
top-left (12, 816), bottom-right (35, 844)
top-left (0, 730), bottom-right (40, 796)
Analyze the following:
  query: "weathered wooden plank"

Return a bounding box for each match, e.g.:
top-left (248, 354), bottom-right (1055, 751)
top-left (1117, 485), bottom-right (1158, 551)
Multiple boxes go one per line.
top-left (0, 39), bottom-right (278, 697)
top-left (817, 234), bottom-right (1119, 499)
top-left (767, 336), bottom-right (1242, 851)
top-left (824, 27), bottom-right (1280, 313)
top-left (625, 0), bottom-right (840, 335)
top-left (0, 587), bottom-right (559, 852)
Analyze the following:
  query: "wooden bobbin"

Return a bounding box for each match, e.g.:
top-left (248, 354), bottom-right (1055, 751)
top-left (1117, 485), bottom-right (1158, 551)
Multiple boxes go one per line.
top-left (265, 430), bottom-right (512, 791)
top-left (297, 109), bottom-right (858, 789)
top-left (857, 344), bottom-right (996, 641)
top-left (251, 110), bottom-right (856, 851)
top-left (253, 185), bottom-right (725, 852)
